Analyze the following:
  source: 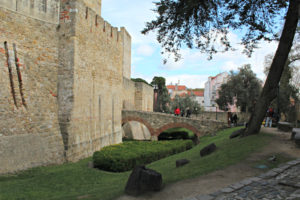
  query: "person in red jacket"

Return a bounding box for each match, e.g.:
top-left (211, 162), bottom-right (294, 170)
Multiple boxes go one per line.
top-left (174, 107), bottom-right (180, 116)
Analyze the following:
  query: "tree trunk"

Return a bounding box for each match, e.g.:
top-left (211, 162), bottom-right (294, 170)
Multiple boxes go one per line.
top-left (243, 0), bottom-right (300, 136)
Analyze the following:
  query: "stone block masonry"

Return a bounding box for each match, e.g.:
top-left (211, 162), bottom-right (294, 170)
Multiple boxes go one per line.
top-left (122, 78), bottom-right (154, 112)
top-left (0, 0), bottom-right (139, 173)
top-left (59, 0), bottom-right (128, 161)
top-left (0, 0), bottom-right (60, 24)
top-left (0, 4), bottom-right (65, 173)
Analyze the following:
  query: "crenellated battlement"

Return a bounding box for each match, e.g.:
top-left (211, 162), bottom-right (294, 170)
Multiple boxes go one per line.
top-left (81, 3), bottom-right (130, 47)
top-left (59, 0), bottom-right (131, 49)
top-left (0, 0), bottom-right (60, 24)
top-left (82, 0), bottom-right (101, 16)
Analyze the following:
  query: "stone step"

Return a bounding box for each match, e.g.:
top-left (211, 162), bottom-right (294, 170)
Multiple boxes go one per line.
top-left (277, 122), bottom-right (293, 132)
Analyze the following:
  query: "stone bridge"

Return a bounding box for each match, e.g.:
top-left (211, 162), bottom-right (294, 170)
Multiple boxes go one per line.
top-left (122, 110), bottom-right (228, 138)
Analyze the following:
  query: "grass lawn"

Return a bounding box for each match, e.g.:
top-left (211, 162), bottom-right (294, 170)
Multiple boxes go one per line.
top-left (0, 127), bottom-right (274, 200)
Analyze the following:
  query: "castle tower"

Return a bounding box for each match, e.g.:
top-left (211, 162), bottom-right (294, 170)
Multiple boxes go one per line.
top-left (83, 0), bottom-right (102, 16)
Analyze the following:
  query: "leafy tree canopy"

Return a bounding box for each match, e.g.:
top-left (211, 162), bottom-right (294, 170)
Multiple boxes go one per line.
top-left (142, 0), bottom-right (288, 60)
top-left (216, 64), bottom-right (262, 113)
top-left (151, 76), bottom-right (171, 112)
top-left (151, 76), bottom-right (166, 89)
top-left (170, 94), bottom-right (202, 115)
top-left (131, 78), bottom-right (150, 85)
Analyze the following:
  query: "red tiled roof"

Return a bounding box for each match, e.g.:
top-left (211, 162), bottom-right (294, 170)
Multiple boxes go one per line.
top-left (192, 91), bottom-right (204, 96)
top-left (166, 85), bottom-right (187, 91)
top-left (187, 90), bottom-right (204, 97)
top-left (177, 86), bottom-right (187, 91)
top-left (167, 85), bottom-right (175, 90)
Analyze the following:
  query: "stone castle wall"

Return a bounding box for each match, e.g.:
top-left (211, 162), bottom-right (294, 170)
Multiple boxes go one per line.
top-left (0, 0), bottom-right (153, 173)
top-left (122, 78), bottom-right (154, 112)
top-left (134, 82), bottom-right (153, 112)
top-left (0, 0), bottom-right (60, 24)
top-left (123, 78), bottom-right (136, 110)
top-left (59, 0), bottom-right (126, 161)
top-left (82, 0), bottom-right (101, 16)
top-left (121, 28), bottom-right (131, 80)
top-left (0, 4), bottom-right (64, 173)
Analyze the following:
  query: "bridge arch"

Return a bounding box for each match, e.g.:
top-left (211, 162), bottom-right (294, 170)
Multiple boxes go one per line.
top-left (155, 123), bottom-right (203, 137)
top-left (122, 116), bottom-right (156, 136)
top-left (122, 116), bottom-right (205, 139)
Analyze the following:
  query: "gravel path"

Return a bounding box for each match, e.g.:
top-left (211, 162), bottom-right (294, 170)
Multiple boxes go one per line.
top-left (187, 159), bottom-right (300, 200)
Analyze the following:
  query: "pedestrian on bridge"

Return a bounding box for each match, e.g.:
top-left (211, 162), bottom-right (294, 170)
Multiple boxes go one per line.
top-left (186, 107), bottom-right (191, 118)
top-left (174, 107), bottom-right (180, 116)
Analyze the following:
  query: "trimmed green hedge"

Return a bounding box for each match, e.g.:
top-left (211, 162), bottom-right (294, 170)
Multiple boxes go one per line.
top-left (93, 140), bottom-right (194, 172)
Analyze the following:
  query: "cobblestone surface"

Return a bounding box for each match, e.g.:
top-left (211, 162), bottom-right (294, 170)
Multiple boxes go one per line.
top-left (185, 158), bottom-right (300, 200)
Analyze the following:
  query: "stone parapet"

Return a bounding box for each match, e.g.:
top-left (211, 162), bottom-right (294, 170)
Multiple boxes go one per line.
top-left (0, 0), bottom-right (60, 24)
top-left (122, 110), bottom-right (227, 137)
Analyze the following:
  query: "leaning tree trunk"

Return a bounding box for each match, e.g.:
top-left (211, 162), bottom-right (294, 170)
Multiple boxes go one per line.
top-left (243, 0), bottom-right (300, 136)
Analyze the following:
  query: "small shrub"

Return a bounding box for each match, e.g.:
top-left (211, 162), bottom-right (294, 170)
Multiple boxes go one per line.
top-left (158, 131), bottom-right (189, 140)
top-left (93, 140), bottom-right (194, 172)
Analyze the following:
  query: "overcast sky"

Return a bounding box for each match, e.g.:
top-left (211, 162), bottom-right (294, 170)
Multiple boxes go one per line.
top-left (101, 0), bottom-right (279, 88)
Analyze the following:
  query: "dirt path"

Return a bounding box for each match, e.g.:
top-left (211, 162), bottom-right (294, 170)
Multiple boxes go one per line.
top-left (115, 127), bottom-right (300, 200)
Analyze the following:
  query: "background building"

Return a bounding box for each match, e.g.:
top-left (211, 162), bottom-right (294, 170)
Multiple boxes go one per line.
top-left (167, 84), bottom-right (188, 99)
top-left (188, 89), bottom-right (205, 107)
top-left (204, 72), bottom-right (238, 112)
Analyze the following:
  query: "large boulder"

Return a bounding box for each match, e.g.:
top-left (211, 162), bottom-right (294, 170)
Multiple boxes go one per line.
top-left (277, 122), bottom-right (293, 132)
top-left (291, 128), bottom-right (300, 140)
top-left (200, 143), bottom-right (217, 157)
top-left (229, 128), bottom-right (245, 139)
top-left (125, 165), bottom-right (162, 196)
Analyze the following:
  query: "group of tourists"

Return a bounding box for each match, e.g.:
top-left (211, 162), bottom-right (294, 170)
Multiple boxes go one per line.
top-left (173, 105), bottom-right (279, 128)
top-left (174, 107), bottom-right (192, 118)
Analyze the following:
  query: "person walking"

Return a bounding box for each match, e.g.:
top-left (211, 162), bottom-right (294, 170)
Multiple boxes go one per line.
top-left (174, 107), bottom-right (180, 116)
top-left (186, 107), bottom-right (191, 118)
top-left (232, 113), bottom-right (238, 127)
top-left (181, 108), bottom-right (185, 117)
top-left (265, 107), bottom-right (274, 127)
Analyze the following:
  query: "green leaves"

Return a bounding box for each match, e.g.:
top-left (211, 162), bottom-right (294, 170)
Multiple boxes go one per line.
top-left (216, 64), bottom-right (262, 112)
top-left (151, 76), bottom-right (171, 112)
top-left (170, 94), bottom-right (202, 114)
top-left (142, 0), bottom-right (288, 60)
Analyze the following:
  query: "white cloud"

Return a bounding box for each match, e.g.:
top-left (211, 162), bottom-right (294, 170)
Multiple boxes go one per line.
top-left (161, 58), bottom-right (185, 70)
top-left (102, 0), bottom-right (158, 45)
top-left (131, 73), bottom-right (209, 88)
top-left (136, 45), bottom-right (155, 56)
top-left (165, 74), bottom-right (209, 88)
top-left (221, 61), bottom-right (240, 71)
